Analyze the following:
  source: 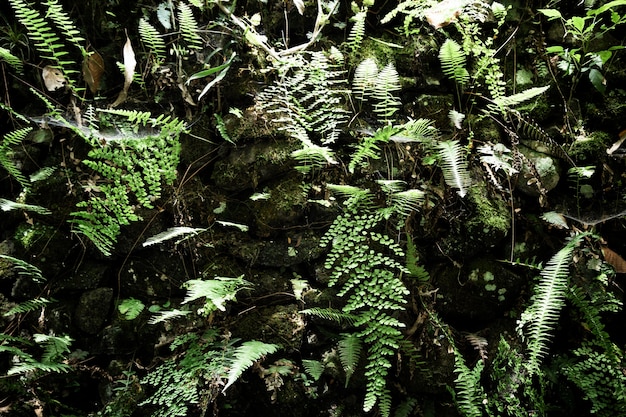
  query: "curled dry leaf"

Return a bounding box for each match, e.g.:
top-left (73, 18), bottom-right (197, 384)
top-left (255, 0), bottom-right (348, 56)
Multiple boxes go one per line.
top-left (42, 65), bottom-right (67, 91)
top-left (111, 32), bottom-right (137, 108)
top-left (82, 51), bottom-right (105, 94)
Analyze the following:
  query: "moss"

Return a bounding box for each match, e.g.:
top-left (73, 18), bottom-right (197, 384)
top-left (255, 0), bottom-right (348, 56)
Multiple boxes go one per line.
top-left (467, 185), bottom-right (511, 236)
top-left (14, 223), bottom-right (55, 251)
top-left (569, 130), bottom-right (611, 162)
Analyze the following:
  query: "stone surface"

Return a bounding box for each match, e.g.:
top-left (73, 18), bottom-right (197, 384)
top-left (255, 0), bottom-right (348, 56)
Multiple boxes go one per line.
top-left (75, 287), bottom-right (113, 334)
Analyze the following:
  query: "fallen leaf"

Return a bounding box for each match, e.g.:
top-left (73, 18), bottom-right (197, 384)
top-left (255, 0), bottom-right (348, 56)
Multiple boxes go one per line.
top-left (111, 31), bottom-right (136, 107)
top-left (82, 50), bottom-right (105, 94)
top-left (424, 0), bottom-right (467, 29)
top-left (601, 245), bottom-right (626, 273)
top-left (42, 65), bottom-right (67, 91)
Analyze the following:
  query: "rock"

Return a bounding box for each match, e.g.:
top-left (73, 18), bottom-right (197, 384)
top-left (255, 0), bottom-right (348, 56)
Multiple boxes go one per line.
top-left (75, 287), bottom-right (113, 334)
top-left (516, 144), bottom-right (561, 196)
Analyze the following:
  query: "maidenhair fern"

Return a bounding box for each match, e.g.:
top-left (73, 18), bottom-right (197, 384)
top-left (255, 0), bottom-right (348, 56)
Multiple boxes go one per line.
top-left (306, 181), bottom-right (424, 416)
top-left (437, 140), bottom-right (471, 197)
top-left (69, 109), bottom-right (185, 256)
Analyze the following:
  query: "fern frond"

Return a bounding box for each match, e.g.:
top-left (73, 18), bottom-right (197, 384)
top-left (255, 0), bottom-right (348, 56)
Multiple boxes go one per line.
top-left (44, 0), bottom-right (86, 54)
top-left (34, 333), bottom-right (72, 363)
top-left (148, 309), bottom-right (191, 324)
top-left (138, 17), bottom-right (167, 63)
top-left (521, 235), bottom-right (584, 374)
top-left (222, 341), bottom-right (280, 392)
top-left (143, 227), bottom-right (206, 247)
top-left (390, 189), bottom-right (425, 217)
top-left (450, 351), bottom-right (485, 417)
top-left (0, 47), bottom-right (23, 72)
top-left (373, 63), bottom-right (401, 121)
top-left (493, 85), bottom-right (550, 110)
top-left (437, 140), bottom-right (471, 197)
top-left (347, 8), bottom-right (367, 54)
top-left (353, 57), bottom-right (378, 103)
top-left (178, 2), bottom-right (203, 49)
top-left (302, 359), bottom-right (324, 381)
top-left (3, 298), bottom-right (55, 317)
top-left (182, 276), bottom-right (250, 314)
top-left (338, 333), bottom-right (363, 387)
top-left (349, 125), bottom-right (395, 173)
top-left (0, 255), bottom-right (45, 283)
top-left (0, 198), bottom-right (51, 215)
top-left (439, 39), bottom-right (469, 86)
top-left (300, 307), bottom-right (359, 326)
top-left (0, 127), bottom-right (33, 188)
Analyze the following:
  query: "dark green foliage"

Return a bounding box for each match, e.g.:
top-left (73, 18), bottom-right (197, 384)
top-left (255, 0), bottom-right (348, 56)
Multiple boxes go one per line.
top-left (314, 181), bottom-right (424, 416)
top-left (69, 109), bottom-right (185, 256)
top-left (3, 297), bottom-right (55, 316)
top-left (0, 127), bottom-right (32, 188)
top-left (141, 331), bottom-right (279, 416)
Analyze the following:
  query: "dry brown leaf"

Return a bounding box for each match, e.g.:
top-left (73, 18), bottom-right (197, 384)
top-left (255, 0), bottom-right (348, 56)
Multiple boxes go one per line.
top-left (82, 50), bottom-right (105, 94)
top-left (601, 245), bottom-right (626, 273)
top-left (111, 32), bottom-right (136, 108)
top-left (42, 65), bottom-right (67, 91)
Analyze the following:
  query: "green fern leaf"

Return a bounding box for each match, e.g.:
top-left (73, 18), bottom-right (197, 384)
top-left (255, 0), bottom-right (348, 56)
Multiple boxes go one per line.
top-left (439, 38), bottom-right (469, 86)
top-left (521, 234), bottom-right (586, 374)
top-left (493, 85), bottom-right (550, 109)
top-left (182, 276), bottom-right (250, 314)
top-left (143, 227), bottom-right (206, 247)
top-left (223, 341), bottom-right (280, 392)
top-left (300, 307), bottom-right (359, 326)
top-left (338, 333), bottom-right (363, 387)
top-left (3, 297), bottom-right (55, 316)
top-left (0, 255), bottom-right (45, 283)
top-left (353, 58), bottom-right (379, 103)
top-left (437, 140), bottom-right (471, 197)
top-left (0, 127), bottom-right (33, 188)
top-left (302, 359), bottom-right (324, 381)
top-left (347, 8), bottom-right (367, 54)
top-left (139, 17), bottom-right (167, 63)
top-left (0, 198), bottom-right (51, 215)
top-left (178, 2), bottom-right (203, 49)
top-left (0, 46), bottom-right (23, 72)
top-left (373, 63), bottom-right (402, 121)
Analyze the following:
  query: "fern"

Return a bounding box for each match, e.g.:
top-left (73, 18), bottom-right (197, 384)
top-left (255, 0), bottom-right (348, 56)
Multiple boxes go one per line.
top-left (437, 140), bottom-right (471, 197)
top-left (223, 341), bottom-right (280, 392)
top-left (353, 57), bottom-right (378, 103)
top-left (302, 359), bottom-right (324, 381)
top-left (373, 63), bottom-right (402, 121)
top-left (178, 2), bottom-right (203, 50)
top-left (338, 333), bottom-right (363, 387)
top-left (182, 275), bottom-right (250, 315)
top-left (518, 234), bottom-right (587, 374)
top-left (0, 198), bottom-right (51, 215)
top-left (257, 51), bottom-right (349, 172)
top-left (300, 307), bottom-right (359, 326)
top-left (3, 297), bottom-right (55, 317)
top-left (0, 254), bottom-right (46, 283)
top-left (138, 17), bottom-right (167, 63)
top-left (349, 125), bottom-right (395, 173)
top-left (439, 38), bottom-right (470, 86)
top-left (0, 46), bottom-right (23, 72)
top-left (9, 0), bottom-right (84, 84)
top-left (451, 353), bottom-right (485, 417)
top-left (143, 227), bottom-right (206, 247)
top-left (347, 7), bottom-right (368, 55)
top-left (315, 182), bottom-right (422, 416)
top-left (0, 127), bottom-right (33, 188)
top-left (492, 86), bottom-right (550, 110)
top-left (4, 333), bottom-right (73, 376)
